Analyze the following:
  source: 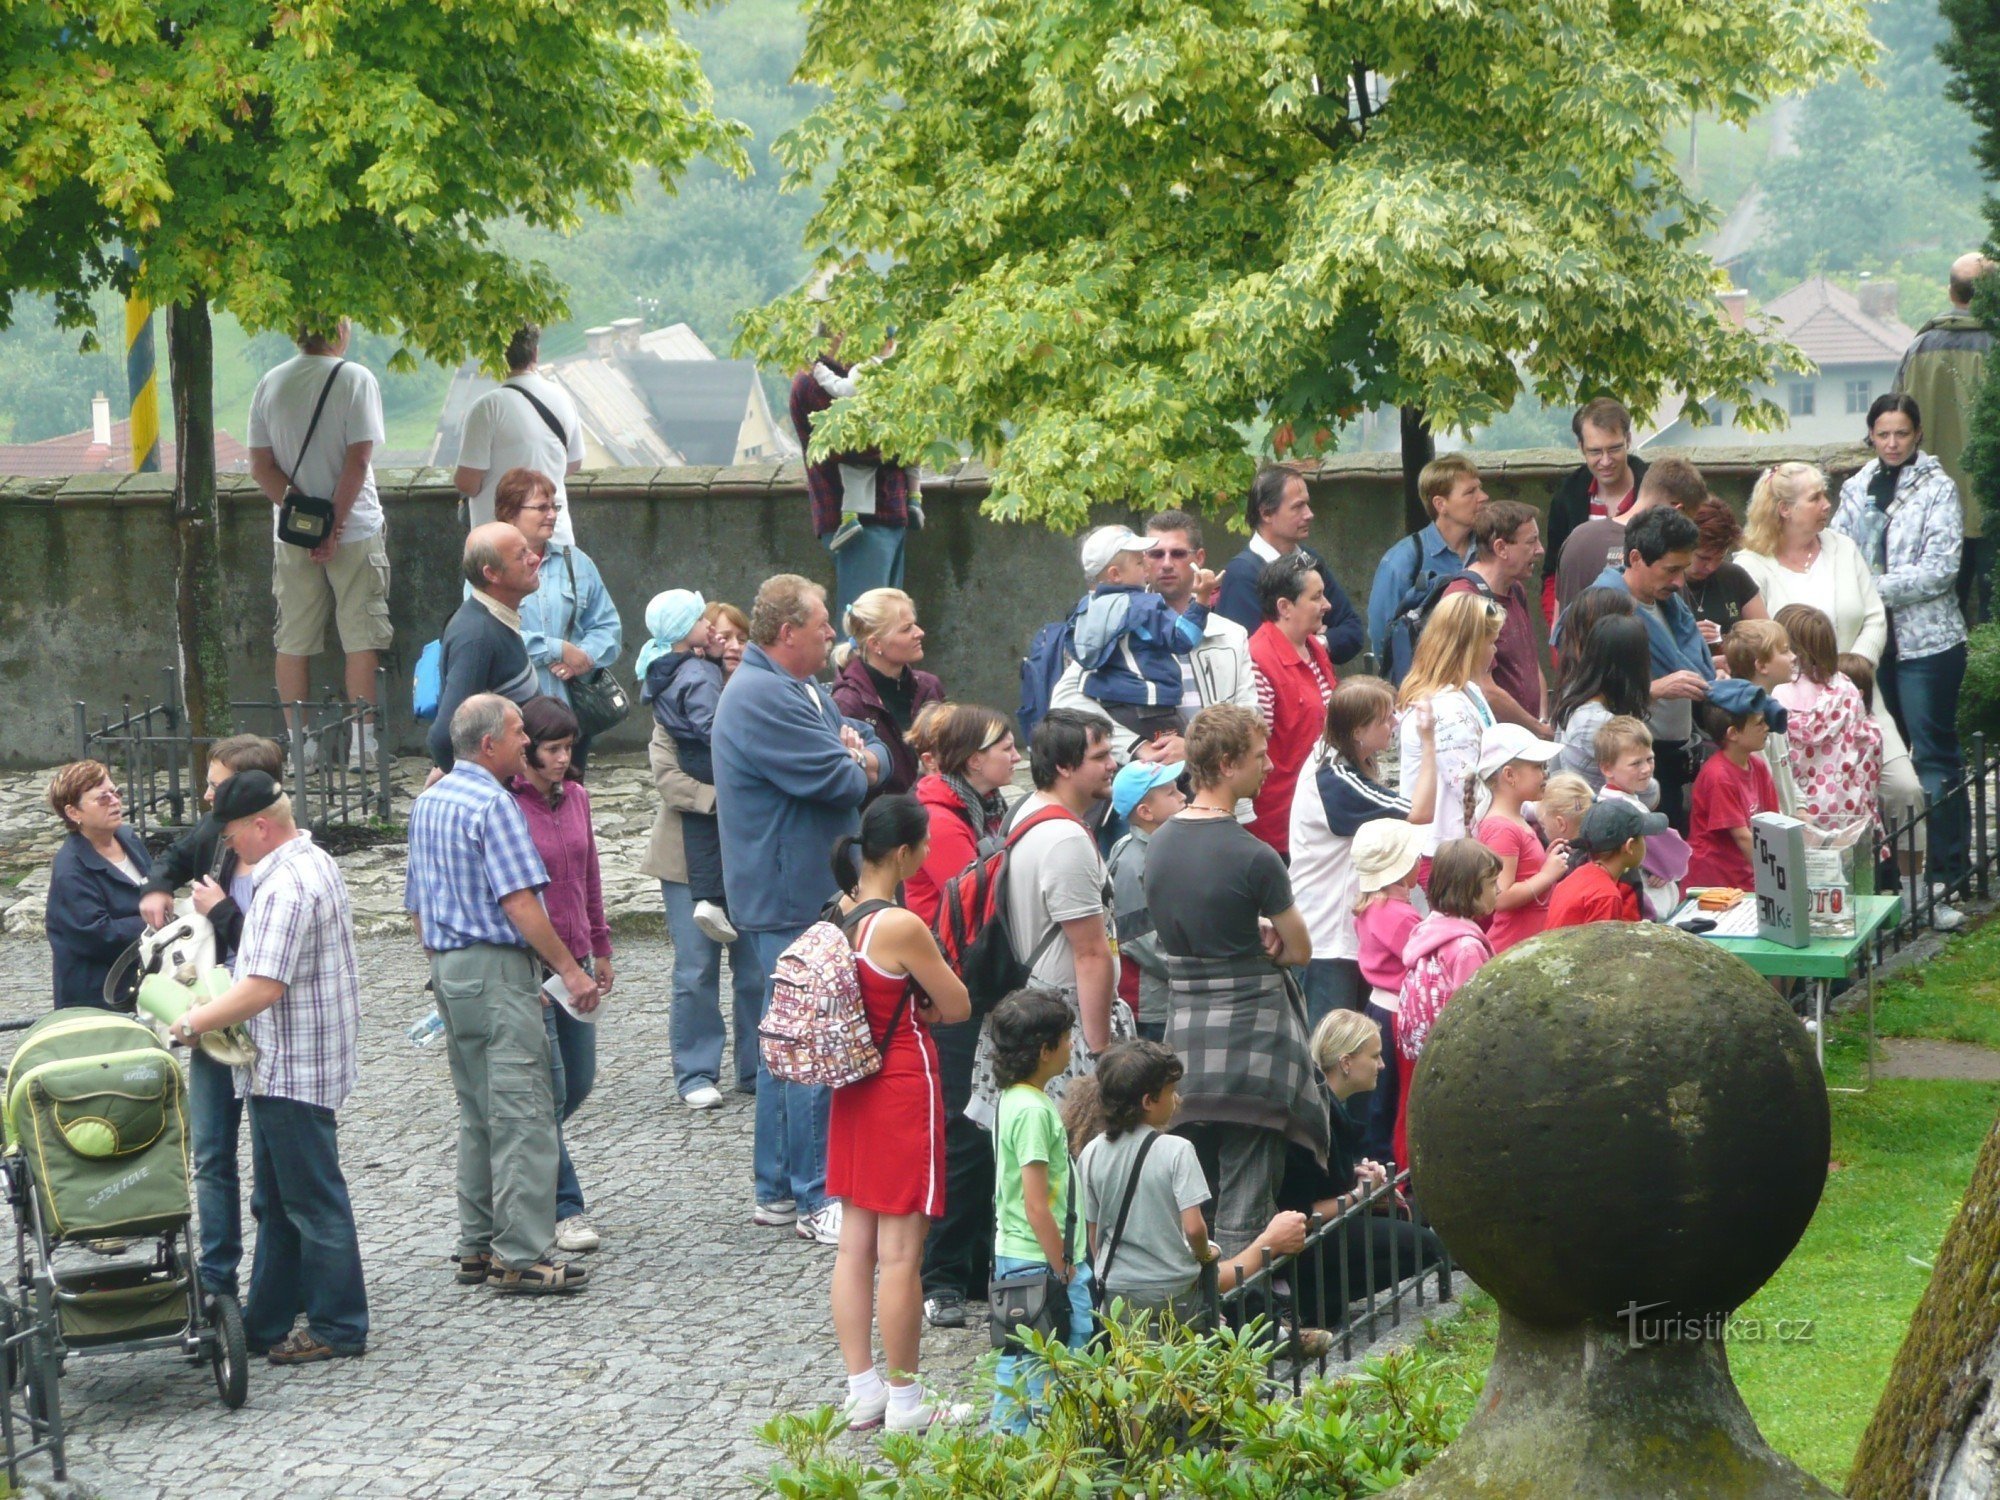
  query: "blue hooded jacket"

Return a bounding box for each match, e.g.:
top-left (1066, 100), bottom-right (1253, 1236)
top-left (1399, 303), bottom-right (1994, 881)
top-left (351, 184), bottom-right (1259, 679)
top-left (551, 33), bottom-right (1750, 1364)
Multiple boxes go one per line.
top-left (1589, 565), bottom-right (1716, 684)
top-left (644, 650), bottom-right (725, 782)
top-left (1069, 585), bottom-right (1208, 706)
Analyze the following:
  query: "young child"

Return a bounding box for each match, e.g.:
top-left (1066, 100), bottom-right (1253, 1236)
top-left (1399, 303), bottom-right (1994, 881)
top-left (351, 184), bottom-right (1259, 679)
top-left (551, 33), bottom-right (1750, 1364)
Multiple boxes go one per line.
top-left (1532, 772), bottom-right (1595, 880)
top-left (1069, 525), bottom-right (1219, 740)
top-left (1394, 838), bottom-right (1501, 1169)
top-left (1770, 608), bottom-right (1884, 839)
top-left (1724, 619), bottom-right (1801, 818)
top-left (1473, 724), bottom-right (1568, 953)
top-left (1106, 762), bottom-right (1187, 1042)
top-left (637, 588), bottom-right (736, 943)
top-left (1593, 715), bottom-right (1690, 919)
top-left (1546, 799), bottom-right (1664, 928)
top-left (990, 990), bottom-right (1093, 1432)
top-left (1686, 686), bottom-right (1783, 891)
top-left (1351, 819), bottom-right (1424, 1166)
top-left (1075, 1041), bottom-right (1217, 1329)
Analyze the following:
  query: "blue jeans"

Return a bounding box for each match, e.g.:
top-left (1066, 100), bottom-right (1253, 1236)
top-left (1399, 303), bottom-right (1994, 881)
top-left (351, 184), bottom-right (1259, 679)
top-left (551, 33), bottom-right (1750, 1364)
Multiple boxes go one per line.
top-left (828, 523), bottom-right (906, 623)
top-left (545, 1008), bottom-right (587, 1222)
top-left (663, 881), bottom-right (764, 1096)
top-left (1300, 958), bottom-right (1363, 1035)
top-left (244, 1095), bottom-right (369, 1352)
top-left (188, 1047), bottom-right (244, 1298)
top-left (990, 1255), bottom-right (1094, 1432)
top-left (1887, 642), bottom-right (1970, 883)
top-left (748, 925), bottom-right (830, 1213)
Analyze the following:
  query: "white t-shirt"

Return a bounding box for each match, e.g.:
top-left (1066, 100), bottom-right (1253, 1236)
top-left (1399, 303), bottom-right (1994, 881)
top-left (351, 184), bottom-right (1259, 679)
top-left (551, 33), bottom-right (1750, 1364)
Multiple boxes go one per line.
top-left (458, 371), bottom-right (586, 547)
top-left (1003, 794), bottom-right (1118, 993)
top-left (246, 354), bottom-right (386, 543)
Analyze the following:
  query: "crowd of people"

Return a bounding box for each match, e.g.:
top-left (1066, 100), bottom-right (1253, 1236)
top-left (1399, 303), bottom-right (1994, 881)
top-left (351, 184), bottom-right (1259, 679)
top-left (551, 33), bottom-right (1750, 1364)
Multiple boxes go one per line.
top-left (29, 258), bottom-right (1995, 1422)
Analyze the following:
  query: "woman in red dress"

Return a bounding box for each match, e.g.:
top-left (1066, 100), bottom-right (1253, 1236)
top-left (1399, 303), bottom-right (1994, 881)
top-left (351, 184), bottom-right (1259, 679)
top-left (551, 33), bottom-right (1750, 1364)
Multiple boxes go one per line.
top-left (825, 795), bottom-right (973, 1431)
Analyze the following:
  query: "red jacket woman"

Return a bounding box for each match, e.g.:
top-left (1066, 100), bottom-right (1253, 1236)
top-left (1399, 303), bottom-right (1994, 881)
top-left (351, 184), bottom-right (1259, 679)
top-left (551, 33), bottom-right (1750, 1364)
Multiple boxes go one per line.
top-left (1248, 613), bottom-right (1337, 857)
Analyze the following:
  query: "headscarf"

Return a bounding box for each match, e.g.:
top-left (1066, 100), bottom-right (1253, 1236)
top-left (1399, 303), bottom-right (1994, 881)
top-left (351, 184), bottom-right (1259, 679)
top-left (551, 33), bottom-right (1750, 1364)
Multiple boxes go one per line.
top-left (633, 589), bottom-right (707, 680)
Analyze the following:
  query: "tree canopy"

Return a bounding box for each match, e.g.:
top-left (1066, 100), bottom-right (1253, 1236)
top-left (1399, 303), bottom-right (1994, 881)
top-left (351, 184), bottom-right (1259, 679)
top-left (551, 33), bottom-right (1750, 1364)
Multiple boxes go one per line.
top-left (744, 0), bottom-right (1874, 527)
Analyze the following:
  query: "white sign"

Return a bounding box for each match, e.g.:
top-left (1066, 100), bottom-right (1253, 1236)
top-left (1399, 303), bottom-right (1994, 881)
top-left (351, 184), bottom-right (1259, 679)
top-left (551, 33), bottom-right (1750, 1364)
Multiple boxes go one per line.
top-left (1753, 813), bottom-right (1811, 949)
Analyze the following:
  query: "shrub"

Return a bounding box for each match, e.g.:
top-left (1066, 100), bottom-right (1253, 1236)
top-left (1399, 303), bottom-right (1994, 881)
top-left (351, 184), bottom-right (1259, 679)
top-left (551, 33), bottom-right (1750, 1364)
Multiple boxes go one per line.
top-left (1961, 623), bottom-right (2000, 744)
top-left (757, 1307), bottom-right (1476, 1498)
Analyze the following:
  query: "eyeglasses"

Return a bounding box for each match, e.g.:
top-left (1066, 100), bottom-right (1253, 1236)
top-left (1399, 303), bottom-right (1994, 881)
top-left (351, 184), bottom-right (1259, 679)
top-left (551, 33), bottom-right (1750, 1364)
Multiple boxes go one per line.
top-left (1582, 442), bottom-right (1629, 463)
top-left (1146, 547), bottom-right (1193, 561)
top-left (516, 501), bottom-right (561, 515)
top-left (84, 787), bottom-right (122, 806)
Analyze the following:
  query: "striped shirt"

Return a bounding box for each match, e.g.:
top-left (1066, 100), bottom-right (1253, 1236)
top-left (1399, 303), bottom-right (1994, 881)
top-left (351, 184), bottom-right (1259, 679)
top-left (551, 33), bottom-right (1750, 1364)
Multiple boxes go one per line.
top-left (231, 833), bottom-right (361, 1110)
top-left (404, 761), bottom-right (550, 951)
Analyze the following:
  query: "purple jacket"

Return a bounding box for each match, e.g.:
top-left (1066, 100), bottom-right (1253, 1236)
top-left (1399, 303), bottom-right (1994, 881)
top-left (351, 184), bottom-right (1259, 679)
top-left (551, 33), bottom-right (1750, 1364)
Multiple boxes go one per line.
top-left (508, 778), bottom-right (611, 962)
top-left (830, 654), bottom-right (946, 799)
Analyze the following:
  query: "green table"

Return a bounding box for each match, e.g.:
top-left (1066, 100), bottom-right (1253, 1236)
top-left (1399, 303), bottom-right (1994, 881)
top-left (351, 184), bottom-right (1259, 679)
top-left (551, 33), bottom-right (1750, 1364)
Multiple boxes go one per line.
top-left (1677, 892), bottom-right (1902, 1091)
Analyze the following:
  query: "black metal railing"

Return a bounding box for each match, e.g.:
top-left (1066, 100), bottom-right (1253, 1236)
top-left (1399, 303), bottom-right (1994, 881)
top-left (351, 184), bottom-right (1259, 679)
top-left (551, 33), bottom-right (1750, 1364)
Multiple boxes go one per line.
top-left (1871, 728), bottom-right (1995, 954)
top-left (72, 667), bottom-right (393, 835)
top-left (1200, 1166), bottom-right (1455, 1393)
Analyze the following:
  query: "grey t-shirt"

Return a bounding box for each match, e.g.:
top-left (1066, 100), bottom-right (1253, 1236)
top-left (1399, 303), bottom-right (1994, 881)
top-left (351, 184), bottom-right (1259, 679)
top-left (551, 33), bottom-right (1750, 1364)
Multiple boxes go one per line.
top-left (1144, 814), bottom-right (1295, 961)
top-left (1078, 1125), bottom-right (1211, 1296)
top-left (1004, 794), bottom-right (1116, 992)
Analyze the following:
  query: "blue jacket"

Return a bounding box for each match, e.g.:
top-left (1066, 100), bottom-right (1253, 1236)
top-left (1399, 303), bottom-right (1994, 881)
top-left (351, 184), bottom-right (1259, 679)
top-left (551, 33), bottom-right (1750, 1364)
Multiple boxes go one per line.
top-left (1589, 565), bottom-right (1716, 683)
top-left (1215, 543), bottom-right (1365, 663)
top-left (1365, 524), bottom-right (1476, 655)
top-left (519, 541), bottom-right (624, 704)
top-left (712, 644), bottom-right (885, 933)
top-left (46, 828), bottom-right (151, 1011)
top-left (1070, 585), bottom-right (1208, 706)
top-left (645, 650), bottom-right (724, 782)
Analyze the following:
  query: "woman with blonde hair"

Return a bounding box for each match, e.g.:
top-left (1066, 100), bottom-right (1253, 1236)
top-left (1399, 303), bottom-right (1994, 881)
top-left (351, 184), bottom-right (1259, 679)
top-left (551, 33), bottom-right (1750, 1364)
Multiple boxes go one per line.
top-left (1396, 591), bottom-right (1503, 858)
top-left (830, 587), bottom-right (945, 800)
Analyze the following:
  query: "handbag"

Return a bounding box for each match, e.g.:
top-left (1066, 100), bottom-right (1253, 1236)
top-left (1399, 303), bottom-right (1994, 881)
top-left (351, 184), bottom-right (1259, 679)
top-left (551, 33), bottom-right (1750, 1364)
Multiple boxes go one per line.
top-left (561, 548), bottom-right (632, 740)
top-left (275, 361), bottom-right (348, 549)
top-left (988, 1153), bottom-right (1078, 1352)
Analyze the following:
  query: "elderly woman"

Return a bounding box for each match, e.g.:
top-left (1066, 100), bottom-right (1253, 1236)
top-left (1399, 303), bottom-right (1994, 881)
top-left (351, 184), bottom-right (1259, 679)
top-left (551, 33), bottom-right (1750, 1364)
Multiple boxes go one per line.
top-left (492, 467), bottom-right (623, 776)
top-left (830, 587), bottom-right (945, 801)
top-left (508, 696), bottom-right (613, 1256)
top-left (45, 760), bottom-right (151, 1011)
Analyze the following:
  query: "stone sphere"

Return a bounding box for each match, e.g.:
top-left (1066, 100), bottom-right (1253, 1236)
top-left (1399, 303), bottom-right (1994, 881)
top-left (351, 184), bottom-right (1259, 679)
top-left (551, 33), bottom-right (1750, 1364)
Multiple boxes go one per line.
top-left (1407, 922), bottom-right (1828, 1328)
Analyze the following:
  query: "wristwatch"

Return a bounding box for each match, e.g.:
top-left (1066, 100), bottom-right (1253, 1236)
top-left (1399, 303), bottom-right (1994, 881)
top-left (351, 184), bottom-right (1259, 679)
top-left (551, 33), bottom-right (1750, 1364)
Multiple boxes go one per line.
top-left (172, 1016), bottom-right (199, 1045)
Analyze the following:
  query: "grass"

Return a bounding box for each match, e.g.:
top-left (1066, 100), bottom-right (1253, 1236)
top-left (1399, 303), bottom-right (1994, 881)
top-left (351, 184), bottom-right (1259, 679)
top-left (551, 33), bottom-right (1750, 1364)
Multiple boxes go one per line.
top-left (1400, 916), bottom-right (2000, 1490)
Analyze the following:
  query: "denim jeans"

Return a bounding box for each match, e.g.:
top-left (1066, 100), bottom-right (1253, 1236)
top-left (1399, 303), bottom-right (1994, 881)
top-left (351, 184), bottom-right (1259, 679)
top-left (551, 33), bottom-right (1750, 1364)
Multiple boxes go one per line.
top-left (1300, 958), bottom-right (1363, 1035)
top-left (748, 924), bottom-right (830, 1213)
top-left (990, 1255), bottom-right (1094, 1433)
top-left (828, 523), bottom-right (906, 623)
top-left (663, 881), bottom-right (764, 1096)
top-left (1884, 641), bottom-right (1970, 883)
top-left (244, 1094), bottom-right (369, 1352)
top-left (188, 1047), bottom-right (244, 1298)
top-left (545, 1008), bottom-right (587, 1222)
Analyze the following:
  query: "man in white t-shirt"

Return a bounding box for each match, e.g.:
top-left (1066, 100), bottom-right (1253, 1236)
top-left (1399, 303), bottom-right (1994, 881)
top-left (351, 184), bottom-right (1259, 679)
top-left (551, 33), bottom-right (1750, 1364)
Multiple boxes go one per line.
top-left (247, 319), bottom-right (391, 766)
top-left (453, 325), bottom-right (586, 547)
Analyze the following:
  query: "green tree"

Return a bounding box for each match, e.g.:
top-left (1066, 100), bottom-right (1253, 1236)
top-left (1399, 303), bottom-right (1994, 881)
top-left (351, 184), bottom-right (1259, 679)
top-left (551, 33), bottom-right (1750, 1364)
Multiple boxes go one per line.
top-left (0, 0), bottom-right (743, 732)
top-left (743, 0), bottom-right (1873, 531)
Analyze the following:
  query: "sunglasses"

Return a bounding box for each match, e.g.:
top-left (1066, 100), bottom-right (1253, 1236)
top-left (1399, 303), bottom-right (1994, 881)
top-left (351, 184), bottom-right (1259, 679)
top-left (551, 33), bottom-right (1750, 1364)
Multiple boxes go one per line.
top-left (1146, 547), bottom-right (1193, 561)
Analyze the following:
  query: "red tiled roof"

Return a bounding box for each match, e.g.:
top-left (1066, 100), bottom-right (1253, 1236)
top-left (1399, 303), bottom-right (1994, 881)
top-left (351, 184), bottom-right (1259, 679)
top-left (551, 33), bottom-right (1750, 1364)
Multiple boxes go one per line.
top-left (0, 419), bottom-right (251, 477)
top-left (1760, 277), bottom-right (1915, 369)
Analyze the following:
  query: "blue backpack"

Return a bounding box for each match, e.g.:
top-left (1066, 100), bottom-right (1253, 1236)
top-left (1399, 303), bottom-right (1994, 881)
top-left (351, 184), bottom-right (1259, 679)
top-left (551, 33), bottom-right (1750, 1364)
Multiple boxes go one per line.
top-left (1017, 607), bottom-right (1081, 745)
top-left (412, 638), bottom-right (444, 722)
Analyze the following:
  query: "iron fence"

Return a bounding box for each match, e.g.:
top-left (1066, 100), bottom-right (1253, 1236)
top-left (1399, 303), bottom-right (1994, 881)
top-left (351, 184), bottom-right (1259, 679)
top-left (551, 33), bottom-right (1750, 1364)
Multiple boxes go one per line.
top-left (72, 667), bottom-right (394, 836)
top-left (1870, 728), bottom-right (1996, 955)
top-left (1200, 1166), bottom-right (1455, 1393)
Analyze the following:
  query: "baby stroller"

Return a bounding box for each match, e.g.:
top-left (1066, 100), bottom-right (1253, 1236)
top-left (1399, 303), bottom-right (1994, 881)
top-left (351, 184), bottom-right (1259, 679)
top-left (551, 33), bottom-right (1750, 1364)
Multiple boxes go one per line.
top-left (0, 1008), bottom-right (248, 1482)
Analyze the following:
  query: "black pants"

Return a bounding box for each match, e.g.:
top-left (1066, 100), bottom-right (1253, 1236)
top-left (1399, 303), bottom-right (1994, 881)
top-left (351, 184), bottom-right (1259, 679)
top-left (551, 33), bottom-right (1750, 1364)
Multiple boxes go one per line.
top-left (571, 734), bottom-right (594, 779)
top-left (921, 1111), bottom-right (994, 1299)
top-left (1655, 735), bottom-right (1697, 835)
top-left (1961, 536), bottom-right (1994, 627)
top-left (1360, 1004), bottom-right (1399, 1167)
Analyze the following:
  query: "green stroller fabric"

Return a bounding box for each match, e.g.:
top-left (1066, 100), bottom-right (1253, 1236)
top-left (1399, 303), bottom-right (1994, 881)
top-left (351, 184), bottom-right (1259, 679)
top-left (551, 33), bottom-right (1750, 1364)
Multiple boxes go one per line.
top-left (4, 1011), bottom-right (192, 1240)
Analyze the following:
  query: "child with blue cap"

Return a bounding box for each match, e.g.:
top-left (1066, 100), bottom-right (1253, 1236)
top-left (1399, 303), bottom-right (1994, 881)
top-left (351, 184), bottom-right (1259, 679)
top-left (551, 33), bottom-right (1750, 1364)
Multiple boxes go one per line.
top-left (638, 590), bottom-right (736, 943)
top-left (1105, 759), bottom-right (1186, 1041)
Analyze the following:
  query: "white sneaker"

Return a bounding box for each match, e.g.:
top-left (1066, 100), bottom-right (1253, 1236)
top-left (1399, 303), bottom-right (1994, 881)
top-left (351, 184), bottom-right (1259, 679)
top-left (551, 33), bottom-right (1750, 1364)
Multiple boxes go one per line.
top-left (683, 1084), bottom-right (724, 1110)
top-left (752, 1200), bottom-right (797, 1227)
top-left (884, 1389), bottom-right (973, 1432)
top-left (1931, 896), bottom-right (1967, 932)
top-left (348, 722), bottom-right (379, 771)
top-left (796, 1201), bottom-right (843, 1245)
top-left (693, 901), bottom-right (739, 944)
top-left (841, 1384), bottom-right (890, 1431)
top-left (555, 1217), bottom-right (600, 1253)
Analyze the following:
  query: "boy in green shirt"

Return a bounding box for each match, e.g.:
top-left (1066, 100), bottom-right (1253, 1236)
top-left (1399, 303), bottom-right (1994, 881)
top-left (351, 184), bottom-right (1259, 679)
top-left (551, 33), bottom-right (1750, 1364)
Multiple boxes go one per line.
top-left (989, 989), bottom-right (1092, 1432)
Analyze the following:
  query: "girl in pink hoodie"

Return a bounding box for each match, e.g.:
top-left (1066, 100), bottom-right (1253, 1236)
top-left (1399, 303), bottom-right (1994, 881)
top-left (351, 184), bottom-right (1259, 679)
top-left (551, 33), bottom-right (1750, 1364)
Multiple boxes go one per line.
top-left (1395, 838), bottom-right (1502, 1170)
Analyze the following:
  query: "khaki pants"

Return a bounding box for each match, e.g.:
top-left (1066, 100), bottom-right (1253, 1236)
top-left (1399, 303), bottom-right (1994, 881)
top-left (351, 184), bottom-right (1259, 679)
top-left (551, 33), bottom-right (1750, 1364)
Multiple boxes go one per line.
top-left (431, 945), bottom-right (557, 1271)
top-left (273, 530), bottom-right (393, 656)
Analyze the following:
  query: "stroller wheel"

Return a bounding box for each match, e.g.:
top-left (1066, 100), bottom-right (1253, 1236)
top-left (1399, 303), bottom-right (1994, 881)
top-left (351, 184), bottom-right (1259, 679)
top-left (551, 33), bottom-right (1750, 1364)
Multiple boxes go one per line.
top-left (207, 1293), bottom-right (249, 1410)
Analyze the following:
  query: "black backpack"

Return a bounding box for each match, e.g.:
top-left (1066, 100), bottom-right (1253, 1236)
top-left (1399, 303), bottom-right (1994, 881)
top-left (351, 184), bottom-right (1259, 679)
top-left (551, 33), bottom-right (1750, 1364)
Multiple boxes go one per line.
top-left (1385, 556), bottom-right (1493, 685)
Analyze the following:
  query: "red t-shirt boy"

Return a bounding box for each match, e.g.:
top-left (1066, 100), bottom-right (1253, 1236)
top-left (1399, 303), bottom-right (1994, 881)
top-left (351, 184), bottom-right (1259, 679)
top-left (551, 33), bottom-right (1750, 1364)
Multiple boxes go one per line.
top-left (1547, 799), bottom-right (1662, 929)
top-left (1686, 699), bottom-right (1778, 891)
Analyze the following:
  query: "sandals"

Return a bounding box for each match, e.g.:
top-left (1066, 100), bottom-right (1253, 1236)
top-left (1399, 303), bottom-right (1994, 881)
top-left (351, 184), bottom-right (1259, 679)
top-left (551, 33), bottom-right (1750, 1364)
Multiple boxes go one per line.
top-left (454, 1252), bottom-right (493, 1286)
top-left (488, 1259), bottom-right (590, 1296)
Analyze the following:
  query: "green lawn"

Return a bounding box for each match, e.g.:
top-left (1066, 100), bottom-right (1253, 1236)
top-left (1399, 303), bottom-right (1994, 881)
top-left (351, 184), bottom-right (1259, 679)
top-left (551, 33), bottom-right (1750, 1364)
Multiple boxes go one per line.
top-left (1408, 918), bottom-right (2000, 1489)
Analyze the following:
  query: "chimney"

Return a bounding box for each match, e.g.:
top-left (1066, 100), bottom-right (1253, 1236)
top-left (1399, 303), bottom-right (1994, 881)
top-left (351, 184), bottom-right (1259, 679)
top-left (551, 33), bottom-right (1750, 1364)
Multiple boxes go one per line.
top-left (584, 325), bottom-right (614, 357)
top-left (610, 316), bottom-right (643, 353)
top-left (1719, 288), bottom-right (1748, 327)
top-left (91, 393), bottom-right (112, 447)
top-left (1857, 278), bottom-right (1900, 324)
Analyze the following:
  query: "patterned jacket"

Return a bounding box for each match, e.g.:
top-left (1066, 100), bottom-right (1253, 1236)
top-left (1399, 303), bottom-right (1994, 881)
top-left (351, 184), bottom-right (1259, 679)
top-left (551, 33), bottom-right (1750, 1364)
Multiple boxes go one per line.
top-left (1833, 452), bottom-right (1967, 661)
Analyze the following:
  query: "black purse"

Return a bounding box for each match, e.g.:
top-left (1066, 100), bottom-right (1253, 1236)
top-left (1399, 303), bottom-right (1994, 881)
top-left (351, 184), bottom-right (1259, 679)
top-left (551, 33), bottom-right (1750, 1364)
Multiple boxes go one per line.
top-left (560, 548), bottom-right (632, 740)
top-left (275, 362), bottom-right (347, 550)
top-left (989, 1155), bottom-right (1078, 1352)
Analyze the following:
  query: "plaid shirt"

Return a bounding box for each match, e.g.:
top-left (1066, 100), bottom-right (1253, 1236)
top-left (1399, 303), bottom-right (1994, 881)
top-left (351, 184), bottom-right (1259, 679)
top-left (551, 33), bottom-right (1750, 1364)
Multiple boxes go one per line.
top-left (404, 761), bottom-right (549, 951)
top-left (231, 833), bottom-right (361, 1110)
top-left (787, 360), bottom-right (915, 537)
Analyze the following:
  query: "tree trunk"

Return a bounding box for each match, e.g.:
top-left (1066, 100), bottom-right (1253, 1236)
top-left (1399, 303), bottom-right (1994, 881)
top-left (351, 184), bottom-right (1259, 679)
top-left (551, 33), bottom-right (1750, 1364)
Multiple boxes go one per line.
top-left (167, 296), bottom-right (232, 737)
top-left (1400, 404), bottom-right (1435, 534)
top-left (1848, 1109), bottom-right (2000, 1497)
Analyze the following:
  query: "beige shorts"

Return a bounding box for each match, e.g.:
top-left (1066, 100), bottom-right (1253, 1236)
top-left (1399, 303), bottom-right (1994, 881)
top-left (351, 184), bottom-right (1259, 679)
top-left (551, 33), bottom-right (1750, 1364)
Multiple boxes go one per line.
top-left (273, 529), bottom-right (394, 656)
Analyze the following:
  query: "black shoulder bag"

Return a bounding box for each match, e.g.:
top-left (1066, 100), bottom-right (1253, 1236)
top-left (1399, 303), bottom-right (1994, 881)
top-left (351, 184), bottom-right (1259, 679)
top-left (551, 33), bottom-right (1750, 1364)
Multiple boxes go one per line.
top-left (560, 547), bottom-right (632, 741)
top-left (989, 1154), bottom-right (1079, 1352)
top-left (505, 381), bottom-right (570, 447)
top-left (1090, 1131), bottom-right (1162, 1310)
top-left (275, 361), bottom-right (348, 549)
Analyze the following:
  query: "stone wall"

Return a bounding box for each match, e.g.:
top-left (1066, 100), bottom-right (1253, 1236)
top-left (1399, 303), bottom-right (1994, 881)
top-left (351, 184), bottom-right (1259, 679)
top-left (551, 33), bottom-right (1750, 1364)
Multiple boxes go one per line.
top-left (0, 444), bottom-right (1870, 766)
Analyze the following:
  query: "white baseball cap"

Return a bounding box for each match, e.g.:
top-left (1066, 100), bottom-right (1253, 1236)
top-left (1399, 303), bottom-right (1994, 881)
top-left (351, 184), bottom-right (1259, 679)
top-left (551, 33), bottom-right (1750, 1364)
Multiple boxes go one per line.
top-left (1477, 723), bottom-right (1565, 779)
top-left (1080, 525), bottom-right (1148, 580)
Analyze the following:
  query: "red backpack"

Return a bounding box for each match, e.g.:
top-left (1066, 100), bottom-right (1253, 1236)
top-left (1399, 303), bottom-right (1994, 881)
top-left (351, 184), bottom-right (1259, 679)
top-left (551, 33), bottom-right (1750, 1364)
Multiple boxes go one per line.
top-left (929, 804), bottom-right (1082, 1018)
